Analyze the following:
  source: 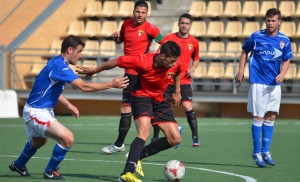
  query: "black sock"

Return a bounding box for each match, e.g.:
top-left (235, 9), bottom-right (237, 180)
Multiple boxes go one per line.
top-left (123, 137), bottom-right (145, 174)
top-left (115, 113), bottom-right (132, 147)
top-left (140, 137), bottom-right (172, 160)
top-left (186, 110), bottom-right (198, 139)
top-left (152, 126), bottom-right (160, 140)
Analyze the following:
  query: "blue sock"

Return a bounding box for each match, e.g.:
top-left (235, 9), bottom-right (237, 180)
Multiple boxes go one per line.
top-left (261, 120), bottom-right (274, 153)
top-left (252, 119), bottom-right (263, 154)
top-left (15, 140), bottom-right (37, 168)
top-left (45, 144), bottom-right (70, 172)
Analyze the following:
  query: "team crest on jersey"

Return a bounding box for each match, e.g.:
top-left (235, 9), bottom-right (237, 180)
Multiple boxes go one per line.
top-left (188, 44), bottom-right (193, 50)
top-left (138, 30), bottom-right (144, 36)
top-left (280, 41), bottom-right (285, 49)
top-left (167, 72), bottom-right (174, 79)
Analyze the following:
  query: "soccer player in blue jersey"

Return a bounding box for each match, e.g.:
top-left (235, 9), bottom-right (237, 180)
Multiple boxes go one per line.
top-left (9, 35), bottom-right (128, 180)
top-left (235, 8), bottom-right (293, 168)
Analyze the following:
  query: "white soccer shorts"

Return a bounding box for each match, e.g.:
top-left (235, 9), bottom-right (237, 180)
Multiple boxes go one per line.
top-left (23, 103), bottom-right (57, 138)
top-left (247, 83), bottom-right (281, 117)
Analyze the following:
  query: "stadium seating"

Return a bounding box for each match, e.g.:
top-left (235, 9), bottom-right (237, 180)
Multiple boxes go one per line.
top-left (99, 40), bottom-right (116, 57)
top-left (96, 1), bottom-right (118, 18)
top-left (279, 1), bottom-right (295, 17)
top-left (198, 41), bottom-right (207, 57)
top-left (220, 62), bottom-right (237, 80)
top-left (48, 40), bottom-right (61, 55)
top-left (238, 1), bottom-right (259, 18)
top-left (256, 1), bottom-right (277, 17)
top-left (79, 20), bottom-right (101, 38)
top-left (221, 21), bottom-right (242, 38)
top-left (114, 1), bottom-right (134, 17)
top-left (204, 21), bottom-right (224, 38)
top-left (280, 21), bottom-right (296, 38)
top-left (188, 1), bottom-right (206, 18)
top-left (80, 0), bottom-right (102, 18)
top-left (82, 40), bottom-right (99, 57)
top-left (202, 62), bottom-right (225, 79)
top-left (190, 21), bottom-right (206, 37)
top-left (284, 63), bottom-right (297, 80)
top-left (202, 1), bottom-right (223, 18)
top-left (194, 62), bottom-right (207, 79)
top-left (27, 58), bottom-right (47, 77)
top-left (292, 1), bottom-right (300, 17)
top-left (223, 41), bottom-right (242, 58)
top-left (204, 41), bottom-right (225, 58)
top-left (292, 23), bottom-right (300, 38)
top-left (98, 20), bottom-right (118, 37)
top-left (65, 20), bottom-right (85, 36)
top-left (220, 1), bottom-right (241, 18)
top-left (240, 21), bottom-right (260, 38)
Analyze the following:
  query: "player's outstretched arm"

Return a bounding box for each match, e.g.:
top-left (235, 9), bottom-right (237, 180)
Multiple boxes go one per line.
top-left (235, 50), bottom-right (247, 87)
top-left (172, 72), bottom-right (181, 107)
top-left (71, 75), bottom-right (129, 92)
top-left (76, 58), bottom-right (118, 76)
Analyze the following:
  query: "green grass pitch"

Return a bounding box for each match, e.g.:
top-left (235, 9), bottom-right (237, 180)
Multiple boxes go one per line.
top-left (0, 116), bottom-right (299, 181)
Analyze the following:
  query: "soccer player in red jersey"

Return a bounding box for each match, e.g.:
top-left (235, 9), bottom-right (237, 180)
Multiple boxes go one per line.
top-left (152, 13), bottom-right (200, 147)
top-left (104, 0), bottom-right (164, 154)
top-left (77, 41), bottom-right (181, 182)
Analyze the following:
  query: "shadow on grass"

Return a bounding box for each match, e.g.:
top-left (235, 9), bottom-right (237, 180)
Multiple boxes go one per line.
top-left (64, 173), bottom-right (117, 181)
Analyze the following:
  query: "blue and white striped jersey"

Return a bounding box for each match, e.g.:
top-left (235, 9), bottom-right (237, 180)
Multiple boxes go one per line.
top-left (242, 29), bottom-right (293, 85)
top-left (27, 55), bottom-right (79, 108)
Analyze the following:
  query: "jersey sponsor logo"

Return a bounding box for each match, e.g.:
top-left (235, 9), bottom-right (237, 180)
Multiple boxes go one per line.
top-left (280, 41), bottom-right (285, 49)
top-left (259, 48), bottom-right (282, 60)
top-left (138, 30), bottom-right (144, 36)
top-left (167, 72), bottom-right (174, 79)
top-left (188, 44), bottom-right (193, 50)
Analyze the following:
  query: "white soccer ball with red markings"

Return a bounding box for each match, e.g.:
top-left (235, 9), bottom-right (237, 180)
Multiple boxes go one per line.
top-left (163, 160), bottom-right (185, 181)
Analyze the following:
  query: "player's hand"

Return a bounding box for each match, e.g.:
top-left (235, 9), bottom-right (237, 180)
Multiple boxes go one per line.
top-left (172, 92), bottom-right (181, 107)
top-left (235, 72), bottom-right (244, 87)
top-left (276, 74), bottom-right (284, 83)
top-left (112, 76), bottom-right (129, 88)
top-left (187, 68), bottom-right (195, 78)
top-left (66, 103), bottom-right (79, 118)
top-left (112, 31), bottom-right (120, 40)
top-left (76, 66), bottom-right (96, 76)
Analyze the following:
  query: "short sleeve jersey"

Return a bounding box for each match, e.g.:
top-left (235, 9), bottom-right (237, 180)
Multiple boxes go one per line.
top-left (27, 55), bottom-right (79, 108)
top-left (243, 29), bottom-right (293, 85)
top-left (120, 19), bottom-right (162, 75)
top-left (117, 53), bottom-right (181, 102)
top-left (161, 33), bottom-right (199, 84)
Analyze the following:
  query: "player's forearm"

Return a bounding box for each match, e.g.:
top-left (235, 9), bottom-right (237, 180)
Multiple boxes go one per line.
top-left (191, 60), bottom-right (200, 71)
top-left (78, 82), bottom-right (114, 92)
top-left (58, 95), bottom-right (72, 108)
top-left (238, 51), bottom-right (248, 73)
top-left (280, 59), bottom-right (290, 76)
top-left (94, 58), bottom-right (118, 73)
top-left (174, 73), bottom-right (181, 93)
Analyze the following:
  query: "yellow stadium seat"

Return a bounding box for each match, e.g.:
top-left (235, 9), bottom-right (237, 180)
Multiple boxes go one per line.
top-left (48, 40), bottom-right (61, 55)
top-left (198, 41), bottom-right (207, 58)
top-left (83, 40), bottom-right (100, 57)
top-left (188, 1), bottom-right (206, 18)
top-left (100, 40), bottom-right (116, 57)
top-left (238, 1), bottom-right (259, 18)
top-left (280, 21), bottom-right (296, 38)
top-left (221, 1), bottom-right (241, 17)
top-left (80, 0), bottom-right (102, 18)
top-left (256, 1), bottom-right (277, 17)
top-left (99, 20), bottom-right (118, 37)
top-left (291, 1), bottom-right (300, 17)
top-left (202, 1), bottom-right (223, 17)
top-left (65, 20), bottom-right (84, 36)
top-left (284, 63), bottom-right (297, 80)
top-left (202, 62), bottom-right (225, 79)
top-left (190, 21), bottom-right (206, 37)
top-left (97, 1), bottom-right (118, 17)
top-left (220, 62), bottom-right (238, 79)
top-left (205, 41), bottom-right (225, 58)
top-left (114, 1), bottom-right (134, 17)
top-left (80, 21), bottom-right (101, 37)
top-left (221, 21), bottom-right (243, 38)
top-left (224, 42), bottom-right (242, 58)
top-left (240, 22), bottom-right (260, 38)
top-left (279, 1), bottom-right (295, 17)
top-left (194, 62), bottom-right (207, 79)
top-left (204, 21), bottom-right (224, 38)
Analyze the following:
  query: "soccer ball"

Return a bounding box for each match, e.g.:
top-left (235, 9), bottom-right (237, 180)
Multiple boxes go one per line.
top-left (163, 160), bottom-right (185, 181)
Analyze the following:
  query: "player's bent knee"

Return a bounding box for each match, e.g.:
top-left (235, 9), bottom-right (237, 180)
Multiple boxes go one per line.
top-left (31, 137), bottom-right (48, 148)
top-left (61, 132), bottom-right (74, 148)
top-left (168, 136), bottom-right (181, 146)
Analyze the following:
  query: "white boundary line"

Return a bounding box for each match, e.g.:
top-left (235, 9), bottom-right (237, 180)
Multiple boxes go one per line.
top-left (0, 155), bottom-right (256, 182)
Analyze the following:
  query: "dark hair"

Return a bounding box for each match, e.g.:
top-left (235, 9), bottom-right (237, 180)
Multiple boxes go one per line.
top-left (61, 35), bottom-right (85, 53)
top-left (134, 0), bottom-right (149, 11)
top-left (179, 13), bottom-right (192, 23)
top-left (160, 41), bottom-right (181, 58)
top-left (266, 8), bottom-right (281, 20)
